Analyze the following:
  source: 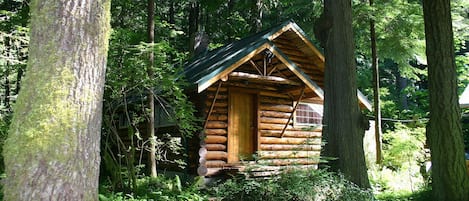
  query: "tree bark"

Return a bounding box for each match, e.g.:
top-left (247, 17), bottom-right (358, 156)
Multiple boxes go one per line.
top-left (250, 0), bottom-right (263, 33)
top-left (423, 0), bottom-right (469, 200)
top-left (188, 1), bottom-right (200, 40)
top-left (147, 0), bottom-right (157, 178)
top-left (3, 0), bottom-right (111, 200)
top-left (4, 66), bottom-right (11, 112)
top-left (321, 0), bottom-right (370, 188)
top-left (369, 0), bottom-right (382, 164)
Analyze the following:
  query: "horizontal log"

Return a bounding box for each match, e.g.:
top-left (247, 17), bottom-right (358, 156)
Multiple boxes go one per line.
top-left (260, 97), bottom-right (292, 105)
top-left (197, 165), bottom-right (208, 176)
top-left (199, 157), bottom-right (206, 165)
top-left (276, 46), bottom-right (305, 57)
top-left (207, 93), bottom-right (228, 100)
top-left (260, 144), bottom-right (322, 151)
top-left (285, 54), bottom-right (315, 64)
top-left (258, 151), bottom-right (320, 159)
top-left (206, 86), bottom-right (227, 92)
top-left (260, 91), bottom-right (291, 99)
top-left (259, 123), bottom-right (293, 130)
top-left (207, 114), bottom-right (228, 121)
top-left (206, 168), bottom-right (224, 176)
top-left (205, 151), bottom-right (228, 160)
top-left (257, 158), bottom-right (320, 166)
top-left (205, 143), bottom-right (226, 151)
top-left (229, 72), bottom-right (301, 86)
top-left (260, 104), bottom-right (293, 113)
top-left (205, 101), bottom-right (228, 108)
top-left (260, 130), bottom-right (322, 138)
top-left (205, 135), bottom-right (227, 144)
top-left (301, 97), bottom-right (324, 104)
top-left (198, 147), bottom-right (207, 157)
top-left (204, 107), bottom-right (228, 114)
top-left (260, 111), bottom-right (291, 118)
top-left (224, 81), bottom-right (278, 91)
top-left (206, 121), bottom-right (228, 129)
top-left (206, 160), bottom-right (227, 168)
top-left (259, 124), bottom-right (321, 132)
top-left (260, 137), bottom-right (321, 145)
top-left (260, 117), bottom-right (290, 124)
top-left (205, 128), bottom-right (227, 135)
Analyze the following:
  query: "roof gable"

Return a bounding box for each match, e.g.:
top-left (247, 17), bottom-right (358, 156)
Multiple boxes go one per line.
top-left (183, 20), bottom-right (372, 111)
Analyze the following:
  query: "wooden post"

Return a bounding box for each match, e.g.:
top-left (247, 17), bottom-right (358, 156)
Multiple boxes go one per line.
top-left (280, 86), bottom-right (305, 138)
top-left (203, 81), bottom-right (222, 130)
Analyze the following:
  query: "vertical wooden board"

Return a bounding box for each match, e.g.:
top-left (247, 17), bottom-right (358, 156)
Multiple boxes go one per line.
top-left (228, 90), bottom-right (256, 163)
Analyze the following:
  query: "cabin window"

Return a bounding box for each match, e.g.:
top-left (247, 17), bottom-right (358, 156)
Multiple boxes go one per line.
top-left (118, 113), bottom-right (131, 129)
top-left (294, 102), bottom-right (323, 126)
top-left (155, 102), bottom-right (177, 128)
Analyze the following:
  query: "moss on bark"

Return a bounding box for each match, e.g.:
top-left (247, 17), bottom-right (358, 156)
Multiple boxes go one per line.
top-left (2, 0), bottom-right (111, 200)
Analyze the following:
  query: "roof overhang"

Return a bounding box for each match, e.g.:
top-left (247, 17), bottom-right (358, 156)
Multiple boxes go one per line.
top-left (195, 41), bottom-right (324, 100)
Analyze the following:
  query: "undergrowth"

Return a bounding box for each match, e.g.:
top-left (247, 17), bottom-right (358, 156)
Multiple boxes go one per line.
top-left (208, 168), bottom-right (373, 201)
top-left (99, 175), bottom-right (207, 201)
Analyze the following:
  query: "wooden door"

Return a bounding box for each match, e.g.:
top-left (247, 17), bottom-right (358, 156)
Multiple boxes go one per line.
top-left (228, 90), bottom-right (257, 163)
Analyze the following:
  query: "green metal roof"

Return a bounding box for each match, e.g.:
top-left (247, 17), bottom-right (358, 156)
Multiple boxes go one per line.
top-left (182, 20), bottom-right (296, 87)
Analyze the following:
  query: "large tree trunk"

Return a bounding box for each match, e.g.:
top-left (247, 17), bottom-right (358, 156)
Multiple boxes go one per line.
top-left (423, 0), bottom-right (469, 200)
top-left (321, 0), bottom-right (370, 188)
top-left (3, 0), bottom-right (111, 200)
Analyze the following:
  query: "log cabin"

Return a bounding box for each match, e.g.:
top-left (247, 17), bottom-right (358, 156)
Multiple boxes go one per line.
top-left (178, 20), bottom-right (372, 177)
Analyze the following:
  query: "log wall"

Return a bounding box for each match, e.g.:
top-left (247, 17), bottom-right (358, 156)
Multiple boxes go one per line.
top-left (198, 81), bottom-right (323, 177)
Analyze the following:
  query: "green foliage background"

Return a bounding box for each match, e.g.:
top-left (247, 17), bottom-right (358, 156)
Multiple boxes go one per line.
top-left (0, 0), bottom-right (468, 199)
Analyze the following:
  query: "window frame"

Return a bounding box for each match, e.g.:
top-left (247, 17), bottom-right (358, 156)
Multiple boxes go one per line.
top-left (293, 102), bottom-right (323, 128)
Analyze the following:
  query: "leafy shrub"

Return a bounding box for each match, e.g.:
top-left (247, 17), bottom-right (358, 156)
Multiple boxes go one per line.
top-left (381, 123), bottom-right (426, 171)
top-left (99, 175), bottom-right (207, 201)
top-left (209, 168), bottom-right (373, 201)
top-left (369, 123), bottom-right (428, 197)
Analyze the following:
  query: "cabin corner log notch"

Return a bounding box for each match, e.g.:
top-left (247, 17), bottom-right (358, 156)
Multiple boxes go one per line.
top-left (181, 20), bottom-right (372, 177)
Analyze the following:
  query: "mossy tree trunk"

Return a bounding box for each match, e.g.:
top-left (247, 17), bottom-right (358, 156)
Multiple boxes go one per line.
top-left (3, 0), bottom-right (111, 200)
top-left (321, 0), bottom-right (370, 188)
top-left (423, 0), bottom-right (469, 200)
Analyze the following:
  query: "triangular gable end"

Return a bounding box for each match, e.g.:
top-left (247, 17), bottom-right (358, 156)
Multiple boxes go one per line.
top-left (183, 20), bottom-right (372, 111)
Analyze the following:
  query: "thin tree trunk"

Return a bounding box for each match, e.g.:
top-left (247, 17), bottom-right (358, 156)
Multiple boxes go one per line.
top-left (321, 0), bottom-right (370, 188)
top-left (188, 1), bottom-right (199, 37)
top-left (3, 0), bottom-right (111, 200)
top-left (15, 66), bottom-right (23, 95)
top-left (169, 2), bottom-right (175, 25)
top-left (147, 0), bottom-right (157, 178)
top-left (250, 0), bottom-right (263, 33)
top-left (369, 0), bottom-right (382, 164)
top-left (423, 0), bottom-right (469, 200)
top-left (4, 66), bottom-right (11, 112)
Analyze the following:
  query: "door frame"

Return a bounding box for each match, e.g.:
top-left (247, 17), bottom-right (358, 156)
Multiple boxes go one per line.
top-left (227, 87), bottom-right (260, 164)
